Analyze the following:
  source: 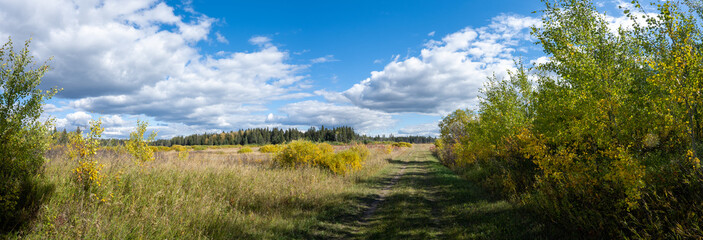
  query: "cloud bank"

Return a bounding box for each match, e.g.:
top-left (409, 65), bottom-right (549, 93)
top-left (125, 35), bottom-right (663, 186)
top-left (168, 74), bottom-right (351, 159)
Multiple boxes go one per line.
top-left (329, 14), bottom-right (541, 115)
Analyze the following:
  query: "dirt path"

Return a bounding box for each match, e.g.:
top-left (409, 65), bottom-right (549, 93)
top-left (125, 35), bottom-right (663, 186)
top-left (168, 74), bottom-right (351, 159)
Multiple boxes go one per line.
top-left (354, 146), bottom-right (547, 239)
top-left (360, 162), bottom-right (406, 222)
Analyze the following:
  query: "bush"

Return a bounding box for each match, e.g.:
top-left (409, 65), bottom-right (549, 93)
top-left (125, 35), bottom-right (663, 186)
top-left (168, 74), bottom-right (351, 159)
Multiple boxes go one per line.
top-left (170, 145), bottom-right (189, 160)
top-left (435, 1), bottom-right (703, 238)
top-left (149, 146), bottom-right (171, 152)
top-left (238, 147), bottom-right (253, 153)
top-left (192, 145), bottom-right (208, 151)
top-left (392, 142), bottom-right (412, 148)
top-left (273, 141), bottom-right (368, 175)
top-left (274, 140), bottom-right (329, 167)
top-left (259, 144), bottom-right (283, 153)
top-left (0, 38), bottom-right (58, 231)
top-left (170, 145), bottom-right (187, 152)
top-left (126, 120), bottom-right (157, 166)
top-left (68, 119), bottom-right (105, 192)
top-left (323, 144), bottom-right (369, 175)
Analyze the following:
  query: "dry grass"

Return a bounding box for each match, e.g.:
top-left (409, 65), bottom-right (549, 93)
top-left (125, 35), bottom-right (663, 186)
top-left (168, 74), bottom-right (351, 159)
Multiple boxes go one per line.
top-left (10, 144), bottom-right (409, 239)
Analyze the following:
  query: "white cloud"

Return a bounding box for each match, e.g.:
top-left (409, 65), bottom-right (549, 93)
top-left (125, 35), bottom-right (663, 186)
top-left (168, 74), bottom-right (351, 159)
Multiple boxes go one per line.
top-left (311, 55), bottom-right (337, 64)
top-left (337, 14), bottom-right (541, 114)
top-left (249, 36), bottom-right (272, 46)
top-left (215, 32), bottom-right (229, 44)
top-left (102, 115), bottom-right (125, 127)
top-left (43, 104), bottom-right (64, 113)
top-left (66, 111), bottom-right (92, 127)
top-left (0, 0), bottom-right (218, 98)
top-left (531, 56), bottom-right (550, 65)
top-left (272, 101), bottom-right (396, 133)
top-left (0, 0), bottom-right (310, 131)
top-left (398, 122), bottom-right (440, 137)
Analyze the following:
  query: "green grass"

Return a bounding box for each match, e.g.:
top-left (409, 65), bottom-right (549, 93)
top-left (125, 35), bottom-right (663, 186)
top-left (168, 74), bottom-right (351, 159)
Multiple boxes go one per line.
top-left (6, 144), bottom-right (569, 239)
top-left (358, 148), bottom-right (558, 240)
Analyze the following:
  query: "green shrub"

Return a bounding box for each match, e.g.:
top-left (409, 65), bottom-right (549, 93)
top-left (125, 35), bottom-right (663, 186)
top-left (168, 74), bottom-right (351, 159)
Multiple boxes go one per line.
top-left (0, 38), bottom-right (58, 231)
top-left (238, 147), bottom-right (253, 153)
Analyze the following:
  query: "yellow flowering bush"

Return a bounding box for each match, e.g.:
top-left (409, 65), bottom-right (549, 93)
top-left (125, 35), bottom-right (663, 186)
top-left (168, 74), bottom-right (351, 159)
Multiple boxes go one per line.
top-left (68, 119), bottom-right (104, 191)
top-left (171, 145), bottom-right (189, 160)
top-left (237, 147), bottom-right (253, 153)
top-left (259, 144), bottom-right (283, 153)
top-left (126, 120), bottom-right (157, 166)
top-left (273, 140), bottom-right (369, 175)
top-left (392, 142), bottom-right (412, 148)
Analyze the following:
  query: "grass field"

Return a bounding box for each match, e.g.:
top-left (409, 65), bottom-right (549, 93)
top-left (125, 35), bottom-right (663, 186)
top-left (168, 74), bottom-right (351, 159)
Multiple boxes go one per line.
top-left (5, 144), bottom-right (569, 239)
top-left (6, 144), bottom-right (410, 239)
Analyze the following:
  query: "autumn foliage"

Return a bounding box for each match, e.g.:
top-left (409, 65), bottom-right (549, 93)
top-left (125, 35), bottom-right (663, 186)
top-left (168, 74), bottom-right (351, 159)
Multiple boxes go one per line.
top-left (273, 140), bottom-right (369, 175)
top-left (435, 0), bottom-right (703, 238)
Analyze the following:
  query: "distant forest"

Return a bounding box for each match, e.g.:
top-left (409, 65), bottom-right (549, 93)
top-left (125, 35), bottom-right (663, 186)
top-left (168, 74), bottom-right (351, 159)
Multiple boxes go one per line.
top-left (51, 126), bottom-right (435, 146)
top-left (151, 126), bottom-right (436, 146)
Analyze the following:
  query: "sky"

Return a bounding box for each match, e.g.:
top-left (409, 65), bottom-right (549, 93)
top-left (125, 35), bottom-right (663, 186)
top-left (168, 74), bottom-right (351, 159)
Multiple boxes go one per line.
top-left (0, 0), bottom-right (638, 139)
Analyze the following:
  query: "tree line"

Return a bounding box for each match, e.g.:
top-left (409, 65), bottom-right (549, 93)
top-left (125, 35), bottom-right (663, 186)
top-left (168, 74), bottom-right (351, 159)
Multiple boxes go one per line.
top-left (51, 126), bottom-right (435, 147)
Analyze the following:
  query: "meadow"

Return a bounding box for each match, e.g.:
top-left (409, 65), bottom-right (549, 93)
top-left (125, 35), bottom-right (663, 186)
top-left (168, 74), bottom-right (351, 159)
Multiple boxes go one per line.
top-left (5, 144), bottom-right (414, 239)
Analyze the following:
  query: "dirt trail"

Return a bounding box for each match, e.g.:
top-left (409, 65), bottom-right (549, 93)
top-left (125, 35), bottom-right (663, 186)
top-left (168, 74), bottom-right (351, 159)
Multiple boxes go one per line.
top-left (353, 146), bottom-right (546, 239)
top-left (360, 162), bottom-right (407, 222)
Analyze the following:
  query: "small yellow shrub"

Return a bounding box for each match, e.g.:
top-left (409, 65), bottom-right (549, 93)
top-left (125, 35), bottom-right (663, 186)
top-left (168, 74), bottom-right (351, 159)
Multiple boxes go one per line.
top-left (259, 144), bottom-right (283, 153)
top-left (170, 144), bottom-right (187, 152)
top-left (192, 145), bottom-right (208, 151)
top-left (68, 119), bottom-right (104, 191)
top-left (149, 146), bottom-right (170, 152)
top-left (238, 147), bottom-right (253, 153)
top-left (171, 145), bottom-right (189, 160)
top-left (126, 120), bottom-right (157, 166)
top-left (392, 142), bottom-right (412, 148)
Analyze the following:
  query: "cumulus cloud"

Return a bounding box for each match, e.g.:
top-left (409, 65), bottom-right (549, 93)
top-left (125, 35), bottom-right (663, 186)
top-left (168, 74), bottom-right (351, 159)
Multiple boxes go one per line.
top-left (0, 0), bottom-right (310, 131)
top-left (65, 111), bottom-right (92, 127)
top-left (271, 101), bottom-right (396, 133)
top-left (334, 14), bottom-right (541, 114)
top-left (0, 0), bottom-right (217, 98)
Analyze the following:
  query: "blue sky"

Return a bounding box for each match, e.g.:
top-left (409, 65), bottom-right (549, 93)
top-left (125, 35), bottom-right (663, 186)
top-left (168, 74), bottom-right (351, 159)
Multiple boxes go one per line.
top-left (0, 0), bottom-right (635, 139)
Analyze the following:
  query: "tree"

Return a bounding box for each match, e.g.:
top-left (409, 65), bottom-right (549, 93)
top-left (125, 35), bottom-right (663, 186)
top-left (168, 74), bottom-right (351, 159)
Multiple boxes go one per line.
top-left (126, 120), bottom-right (157, 166)
top-left (0, 38), bottom-right (58, 230)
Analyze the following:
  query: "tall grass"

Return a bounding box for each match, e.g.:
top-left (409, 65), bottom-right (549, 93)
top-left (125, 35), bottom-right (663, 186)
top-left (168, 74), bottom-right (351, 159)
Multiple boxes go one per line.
top-left (8, 145), bottom-right (406, 239)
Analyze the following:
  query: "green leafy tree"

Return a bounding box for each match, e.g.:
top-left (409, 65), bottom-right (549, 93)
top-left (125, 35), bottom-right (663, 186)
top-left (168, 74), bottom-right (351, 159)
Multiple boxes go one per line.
top-left (0, 38), bottom-right (58, 230)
